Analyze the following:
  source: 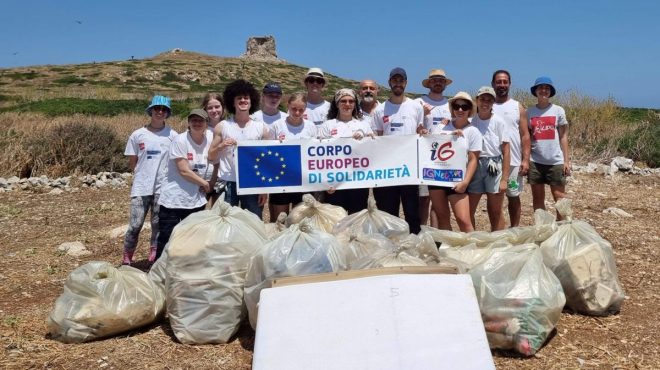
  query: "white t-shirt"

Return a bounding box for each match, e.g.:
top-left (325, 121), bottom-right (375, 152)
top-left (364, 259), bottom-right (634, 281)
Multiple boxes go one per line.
top-left (304, 100), bottom-right (331, 130)
top-left (270, 118), bottom-right (317, 140)
top-left (320, 118), bottom-right (374, 138)
top-left (470, 113), bottom-right (510, 158)
top-left (158, 130), bottom-right (213, 209)
top-left (373, 98), bottom-right (424, 136)
top-left (252, 110), bottom-right (288, 125)
top-left (431, 121), bottom-right (483, 153)
top-left (415, 95), bottom-right (451, 130)
top-left (492, 99), bottom-right (522, 166)
top-left (217, 118), bottom-right (268, 182)
top-left (360, 101), bottom-right (380, 131)
top-left (527, 104), bottom-right (569, 165)
top-left (124, 126), bottom-right (178, 197)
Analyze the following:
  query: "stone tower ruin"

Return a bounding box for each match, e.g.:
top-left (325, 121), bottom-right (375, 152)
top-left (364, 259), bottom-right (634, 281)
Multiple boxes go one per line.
top-left (240, 35), bottom-right (281, 62)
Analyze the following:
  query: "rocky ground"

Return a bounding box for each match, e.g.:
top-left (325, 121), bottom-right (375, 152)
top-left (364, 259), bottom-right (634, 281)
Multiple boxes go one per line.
top-left (0, 168), bottom-right (658, 370)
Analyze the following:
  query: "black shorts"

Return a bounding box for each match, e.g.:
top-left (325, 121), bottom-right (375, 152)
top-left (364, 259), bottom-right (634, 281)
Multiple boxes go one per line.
top-left (428, 185), bottom-right (458, 196)
top-left (270, 192), bottom-right (305, 206)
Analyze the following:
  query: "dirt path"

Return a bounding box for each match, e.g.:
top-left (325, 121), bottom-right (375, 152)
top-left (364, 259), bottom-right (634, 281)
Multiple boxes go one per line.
top-left (0, 172), bottom-right (658, 369)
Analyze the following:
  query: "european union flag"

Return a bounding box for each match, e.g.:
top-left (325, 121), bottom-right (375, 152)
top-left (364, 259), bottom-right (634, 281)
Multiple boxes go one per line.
top-left (237, 144), bottom-right (303, 189)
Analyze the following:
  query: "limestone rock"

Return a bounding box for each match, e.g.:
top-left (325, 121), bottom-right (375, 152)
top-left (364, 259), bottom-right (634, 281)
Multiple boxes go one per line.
top-left (57, 241), bottom-right (91, 257)
top-left (603, 207), bottom-right (633, 218)
top-left (611, 157), bottom-right (634, 172)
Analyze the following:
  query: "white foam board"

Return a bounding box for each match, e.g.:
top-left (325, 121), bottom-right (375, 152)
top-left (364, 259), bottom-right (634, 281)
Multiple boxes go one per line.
top-left (253, 274), bottom-right (494, 370)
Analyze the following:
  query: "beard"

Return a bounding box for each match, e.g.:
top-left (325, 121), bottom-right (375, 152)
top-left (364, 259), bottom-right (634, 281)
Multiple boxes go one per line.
top-left (361, 93), bottom-right (375, 103)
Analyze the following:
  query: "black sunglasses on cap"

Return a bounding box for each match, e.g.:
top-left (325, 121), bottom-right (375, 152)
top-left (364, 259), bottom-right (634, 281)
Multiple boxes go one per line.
top-left (305, 77), bottom-right (325, 84)
top-left (451, 103), bottom-right (472, 111)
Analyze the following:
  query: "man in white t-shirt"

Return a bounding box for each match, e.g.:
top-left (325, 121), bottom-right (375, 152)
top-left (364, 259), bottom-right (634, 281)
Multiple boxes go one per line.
top-left (491, 70), bottom-right (530, 227)
top-left (303, 67), bottom-right (331, 132)
top-left (252, 82), bottom-right (288, 125)
top-left (414, 69), bottom-right (453, 228)
top-left (527, 77), bottom-right (570, 219)
top-left (373, 67), bottom-right (424, 234)
top-left (359, 79), bottom-right (380, 117)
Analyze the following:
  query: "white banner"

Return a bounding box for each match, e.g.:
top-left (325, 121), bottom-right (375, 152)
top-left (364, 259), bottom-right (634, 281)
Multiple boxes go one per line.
top-left (236, 135), bottom-right (466, 195)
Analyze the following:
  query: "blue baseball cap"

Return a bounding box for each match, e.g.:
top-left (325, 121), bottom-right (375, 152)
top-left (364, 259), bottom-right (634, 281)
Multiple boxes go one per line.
top-left (146, 95), bottom-right (172, 118)
top-left (263, 82), bottom-right (283, 95)
top-left (530, 77), bottom-right (556, 97)
top-left (389, 67), bottom-right (407, 80)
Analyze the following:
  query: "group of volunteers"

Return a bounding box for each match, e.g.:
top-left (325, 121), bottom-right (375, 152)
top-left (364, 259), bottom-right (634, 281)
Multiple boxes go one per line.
top-left (120, 66), bottom-right (570, 266)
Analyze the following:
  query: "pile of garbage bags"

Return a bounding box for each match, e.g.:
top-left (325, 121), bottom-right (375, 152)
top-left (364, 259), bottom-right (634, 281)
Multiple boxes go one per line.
top-left (47, 261), bottom-right (165, 343)
top-left (47, 196), bottom-right (625, 357)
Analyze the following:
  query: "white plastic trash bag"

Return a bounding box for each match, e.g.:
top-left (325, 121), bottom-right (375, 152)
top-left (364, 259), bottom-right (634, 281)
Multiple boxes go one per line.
top-left (333, 197), bottom-right (409, 238)
top-left (286, 193), bottom-right (347, 233)
top-left (244, 218), bottom-right (347, 329)
top-left (265, 211), bottom-right (287, 239)
top-left (165, 200), bottom-right (267, 344)
top-left (351, 247), bottom-right (427, 269)
top-left (469, 244), bottom-right (565, 356)
top-left (392, 232), bottom-right (441, 264)
top-left (540, 198), bottom-right (625, 315)
top-left (48, 261), bottom-right (165, 343)
top-left (337, 231), bottom-right (397, 268)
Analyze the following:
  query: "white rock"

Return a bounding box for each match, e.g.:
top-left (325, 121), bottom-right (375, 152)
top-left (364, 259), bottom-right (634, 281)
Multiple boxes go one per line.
top-left (94, 180), bottom-right (106, 188)
top-left (0, 178), bottom-right (7, 187)
top-left (603, 207), bottom-right (633, 218)
top-left (108, 223), bottom-right (151, 238)
top-left (48, 188), bottom-right (64, 195)
top-left (7, 176), bottom-right (20, 184)
top-left (611, 156), bottom-right (634, 171)
top-left (57, 241), bottom-right (91, 257)
top-left (110, 179), bottom-right (123, 187)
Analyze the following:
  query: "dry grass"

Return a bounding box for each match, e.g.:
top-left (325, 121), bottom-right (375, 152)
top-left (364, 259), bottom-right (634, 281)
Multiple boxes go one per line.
top-left (0, 112), bottom-right (188, 177)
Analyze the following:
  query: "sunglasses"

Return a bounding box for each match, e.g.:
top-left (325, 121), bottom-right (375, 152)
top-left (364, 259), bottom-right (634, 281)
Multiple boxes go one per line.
top-left (451, 103), bottom-right (472, 111)
top-left (305, 77), bottom-right (325, 85)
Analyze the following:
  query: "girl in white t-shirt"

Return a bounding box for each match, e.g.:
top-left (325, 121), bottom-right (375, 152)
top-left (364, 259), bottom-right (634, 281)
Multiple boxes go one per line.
top-left (425, 91), bottom-right (482, 232)
top-left (201, 92), bottom-right (225, 206)
top-left (155, 109), bottom-right (215, 260)
top-left (467, 87), bottom-right (511, 231)
top-left (122, 95), bottom-right (177, 266)
top-left (321, 88), bottom-right (373, 214)
top-left (269, 93), bottom-right (317, 216)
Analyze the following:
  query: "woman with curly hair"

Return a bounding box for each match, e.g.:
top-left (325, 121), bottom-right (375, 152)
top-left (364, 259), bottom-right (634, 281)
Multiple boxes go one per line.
top-left (208, 79), bottom-right (272, 218)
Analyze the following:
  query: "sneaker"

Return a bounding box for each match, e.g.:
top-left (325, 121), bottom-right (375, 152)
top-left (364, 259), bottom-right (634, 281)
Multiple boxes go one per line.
top-left (148, 245), bottom-right (158, 263)
top-left (122, 250), bottom-right (134, 265)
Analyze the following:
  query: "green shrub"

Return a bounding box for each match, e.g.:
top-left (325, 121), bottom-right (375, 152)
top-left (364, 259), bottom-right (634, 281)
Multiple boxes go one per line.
top-left (54, 76), bottom-right (87, 85)
top-left (24, 122), bottom-right (129, 176)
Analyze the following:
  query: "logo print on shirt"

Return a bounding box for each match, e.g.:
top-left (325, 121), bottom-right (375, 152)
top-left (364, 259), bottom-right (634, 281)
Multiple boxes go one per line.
top-left (531, 116), bottom-right (557, 140)
top-left (138, 142), bottom-right (145, 150)
top-left (187, 153), bottom-right (193, 160)
top-left (383, 115), bottom-right (390, 123)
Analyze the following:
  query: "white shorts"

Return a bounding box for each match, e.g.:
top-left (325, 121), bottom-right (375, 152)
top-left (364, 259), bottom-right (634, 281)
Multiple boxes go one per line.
top-left (506, 165), bottom-right (524, 197)
top-left (419, 184), bottom-right (429, 197)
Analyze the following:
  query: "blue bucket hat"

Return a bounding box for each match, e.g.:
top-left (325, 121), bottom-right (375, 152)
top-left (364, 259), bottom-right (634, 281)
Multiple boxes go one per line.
top-left (146, 95), bottom-right (172, 118)
top-left (530, 77), bottom-right (556, 97)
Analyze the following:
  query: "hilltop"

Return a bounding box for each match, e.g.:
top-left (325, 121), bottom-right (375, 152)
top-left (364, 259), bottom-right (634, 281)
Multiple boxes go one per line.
top-left (0, 49), bottom-right (363, 107)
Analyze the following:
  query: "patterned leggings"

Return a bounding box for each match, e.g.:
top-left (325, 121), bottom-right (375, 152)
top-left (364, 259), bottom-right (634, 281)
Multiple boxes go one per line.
top-left (123, 194), bottom-right (160, 253)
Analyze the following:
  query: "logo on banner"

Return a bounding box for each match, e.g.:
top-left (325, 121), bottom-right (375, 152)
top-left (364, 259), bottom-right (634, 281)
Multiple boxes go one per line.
top-left (430, 141), bottom-right (455, 161)
top-left (237, 145), bottom-right (303, 188)
top-left (423, 167), bottom-right (463, 182)
top-left (531, 116), bottom-right (556, 140)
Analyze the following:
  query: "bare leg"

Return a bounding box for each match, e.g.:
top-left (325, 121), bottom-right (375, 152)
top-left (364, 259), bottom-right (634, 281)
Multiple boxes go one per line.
top-left (507, 196), bottom-right (522, 227)
top-left (430, 208), bottom-right (439, 228)
top-left (449, 193), bottom-right (474, 232)
top-left (486, 193), bottom-right (505, 231)
top-left (468, 193), bottom-right (482, 230)
top-left (429, 189), bottom-right (452, 230)
top-left (531, 184), bottom-right (546, 212)
top-left (550, 185), bottom-right (567, 221)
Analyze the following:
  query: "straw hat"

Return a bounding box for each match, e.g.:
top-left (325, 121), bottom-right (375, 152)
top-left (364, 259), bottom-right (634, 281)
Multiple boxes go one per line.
top-left (448, 91), bottom-right (476, 117)
top-left (422, 69), bottom-right (453, 88)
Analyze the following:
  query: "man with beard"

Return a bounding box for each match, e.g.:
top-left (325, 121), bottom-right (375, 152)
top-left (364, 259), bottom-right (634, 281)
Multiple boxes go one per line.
top-left (303, 67), bottom-right (330, 133)
top-left (373, 67), bottom-right (424, 233)
top-left (414, 69), bottom-right (453, 227)
top-left (491, 70), bottom-right (530, 227)
top-left (252, 82), bottom-right (287, 125)
top-left (358, 79), bottom-right (380, 131)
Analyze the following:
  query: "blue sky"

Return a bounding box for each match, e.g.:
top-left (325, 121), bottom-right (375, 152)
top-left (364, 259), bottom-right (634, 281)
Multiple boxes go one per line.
top-left (1, 0), bottom-right (658, 108)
